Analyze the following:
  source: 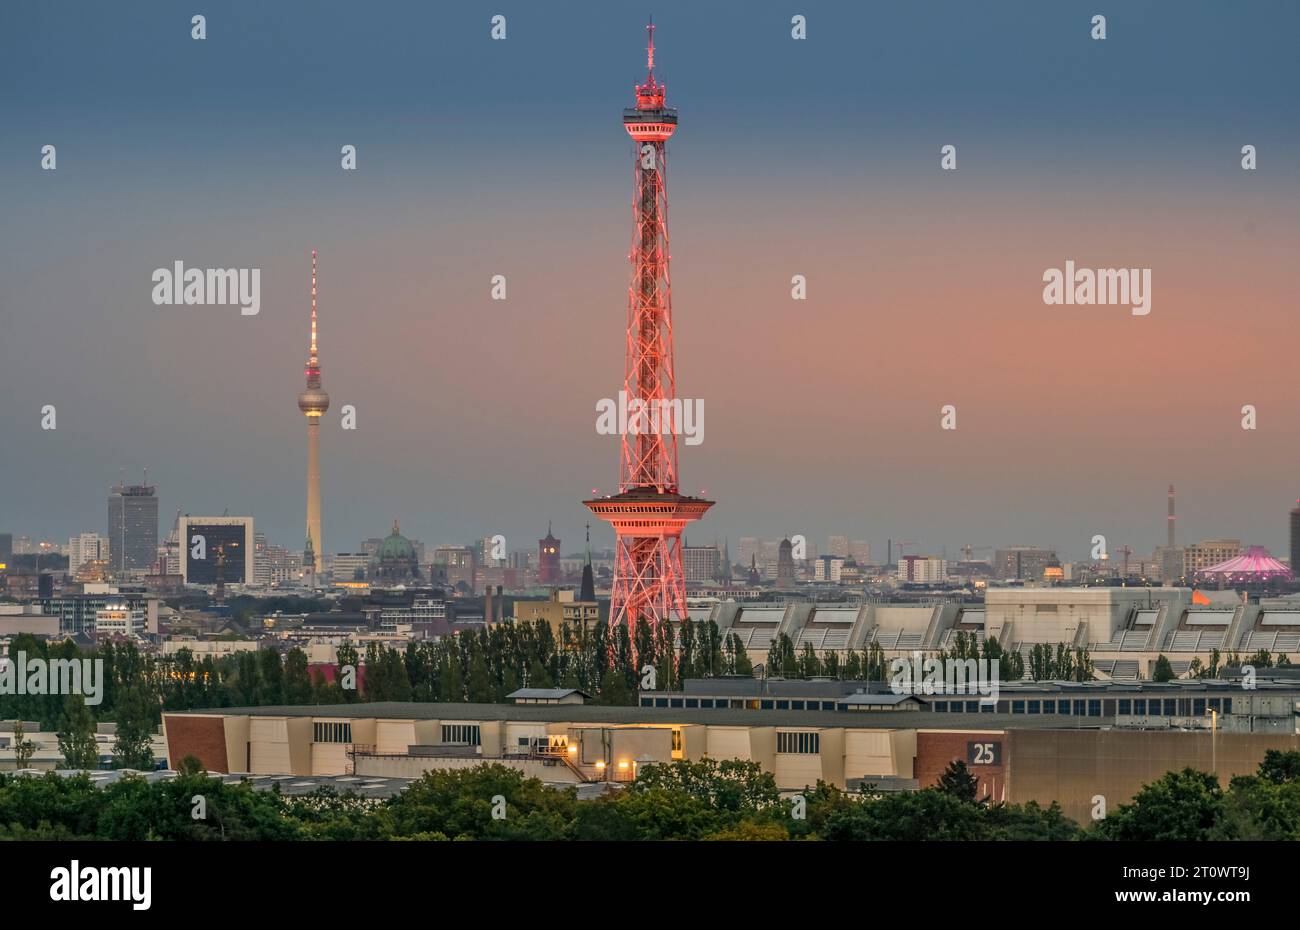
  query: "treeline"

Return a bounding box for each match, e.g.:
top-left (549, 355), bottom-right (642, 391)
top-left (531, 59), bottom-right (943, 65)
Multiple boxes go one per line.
top-left (1175, 648), bottom-right (1290, 682)
top-left (2, 619), bottom-right (761, 764)
top-left (6, 750), bottom-right (1300, 841)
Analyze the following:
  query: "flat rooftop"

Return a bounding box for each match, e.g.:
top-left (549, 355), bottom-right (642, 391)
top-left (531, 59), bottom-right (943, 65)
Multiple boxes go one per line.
top-left (169, 701), bottom-right (1107, 731)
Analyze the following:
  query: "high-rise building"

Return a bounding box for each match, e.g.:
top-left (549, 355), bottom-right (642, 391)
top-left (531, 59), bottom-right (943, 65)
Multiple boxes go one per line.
top-left (332, 552), bottom-right (370, 583)
top-left (0, 534), bottom-right (11, 563)
top-left (826, 535), bottom-right (849, 557)
top-left (585, 22), bottom-right (712, 658)
top-left (815, 555), bottom-right (845, 582)
top-left (107, 481), bottom-right (158, 573)
top-left (297, 250), bottom-right (330, 572)
top-left (68, 533), bottom-right (110, 572)
top-left (537, 523), bottom-right (562, 586)
top-left (479, 535), bottom-right (504, 569)
top-left (1183, 539), bottom-right (1243, 577)
top-left (179, 517), bottom-right (254, 585)
top-left (432, 545), bottom-right (476, 591)
top-left (898, 555), bottom-right (948, 584)
top-left (158, 509), bottom-right (182, 575)
top-left (682, 545), bottom-right (720, 584)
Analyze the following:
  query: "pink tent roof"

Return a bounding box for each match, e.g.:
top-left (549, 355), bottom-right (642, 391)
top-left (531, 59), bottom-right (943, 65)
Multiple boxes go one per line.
top-left (1196, 546), bottom-right (1292, 580)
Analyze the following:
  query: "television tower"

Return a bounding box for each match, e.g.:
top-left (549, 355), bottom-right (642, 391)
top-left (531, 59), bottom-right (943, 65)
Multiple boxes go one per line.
top-left (586, 20), bottom-right (713, 660)
top-left (297, 250), bottom-right (330, 573)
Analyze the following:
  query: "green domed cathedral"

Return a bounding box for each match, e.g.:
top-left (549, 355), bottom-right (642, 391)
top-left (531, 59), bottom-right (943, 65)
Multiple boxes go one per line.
top-left (375, 519), bottom-right (421, 583)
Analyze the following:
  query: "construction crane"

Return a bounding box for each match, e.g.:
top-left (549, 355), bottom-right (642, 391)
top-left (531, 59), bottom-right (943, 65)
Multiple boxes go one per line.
top-left (1118, 544), bottom-right (1133, 578)
top-left (961, 545), bottom-right (992, 562)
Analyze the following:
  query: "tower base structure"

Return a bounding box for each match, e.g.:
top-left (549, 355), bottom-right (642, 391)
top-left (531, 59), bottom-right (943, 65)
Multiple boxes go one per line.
top-left (585, 488), bottom-right (713, 660)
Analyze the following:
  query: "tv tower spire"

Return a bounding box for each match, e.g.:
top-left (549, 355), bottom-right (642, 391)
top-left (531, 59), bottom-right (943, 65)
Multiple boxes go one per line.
top-left (586, 21), bottom-right (713, 661)
top-left (297, 249), bottom-right (330, 574)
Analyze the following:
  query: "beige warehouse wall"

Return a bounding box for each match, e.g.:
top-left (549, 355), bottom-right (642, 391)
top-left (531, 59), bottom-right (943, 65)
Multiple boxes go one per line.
top-left (748, 727), bottom-right (775, 771)
top-left (774, 739), bottom-right (825, 789)
top-left (311, 743), bottom-right (350, 775)
top-left (682, 725), bottom-right (707, 761)
top-left (248, 717), bottom-right (290, 774)
top-left (1007, 729), bottom-right (1300, 825)
top-left (844, 730), bottom-right (898, 780)
top-left (706, 727), bottom-right (753, 760)
top-left (377, 720), bottom-right (417, 754)
top-left (287, 718), bottom-right (313, 775)
top-left (820, 729), bottom-right (845, 787)
top-left (224, 716), bottom-right (249, 774)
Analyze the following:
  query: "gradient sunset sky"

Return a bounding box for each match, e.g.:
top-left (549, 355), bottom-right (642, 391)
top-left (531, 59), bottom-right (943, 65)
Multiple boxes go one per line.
top-left (3, 0), bottom-right (1299, 562)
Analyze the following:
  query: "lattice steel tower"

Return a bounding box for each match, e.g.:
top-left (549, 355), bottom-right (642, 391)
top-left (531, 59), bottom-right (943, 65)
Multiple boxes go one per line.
top-left (586, 20), bottom-right (713, 658)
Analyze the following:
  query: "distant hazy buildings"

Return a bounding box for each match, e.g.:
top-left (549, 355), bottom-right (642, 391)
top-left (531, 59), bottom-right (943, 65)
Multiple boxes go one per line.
top-left (107, 482), bottom-right (158, 573)
top-left (995, 546), bottom-right (1057, 581)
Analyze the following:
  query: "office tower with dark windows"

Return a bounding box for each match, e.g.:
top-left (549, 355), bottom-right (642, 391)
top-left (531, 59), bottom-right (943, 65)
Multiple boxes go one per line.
top-left (179, 516), bottom-right (254, 585)
top-left (107, 481), bottom-right (159, 573)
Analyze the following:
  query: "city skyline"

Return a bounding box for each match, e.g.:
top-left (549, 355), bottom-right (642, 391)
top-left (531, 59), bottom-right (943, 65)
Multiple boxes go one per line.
top-left (5, 2), bottom-right (1300, 563)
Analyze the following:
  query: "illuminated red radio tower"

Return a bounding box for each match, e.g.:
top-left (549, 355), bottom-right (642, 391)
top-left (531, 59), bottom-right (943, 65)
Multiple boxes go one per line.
top-left (586, 20), bottom-right (713, 659)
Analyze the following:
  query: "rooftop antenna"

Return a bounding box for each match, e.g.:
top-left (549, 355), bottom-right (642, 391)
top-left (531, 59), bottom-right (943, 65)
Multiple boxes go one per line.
top-left (646, 15), bottom-right (655, 77)
top-left (310, 248), bottom-right (318, 357)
